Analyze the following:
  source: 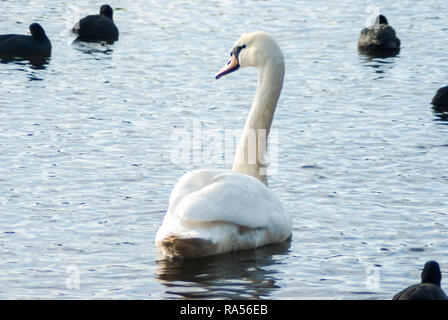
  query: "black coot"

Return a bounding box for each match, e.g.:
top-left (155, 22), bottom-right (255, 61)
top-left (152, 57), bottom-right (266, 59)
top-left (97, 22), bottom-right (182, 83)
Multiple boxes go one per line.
top-left (0, 23), bottom-right (51, 57)
top-left (432, 86), bottom-right (448, 114)
top-left (358, 15), bottom-right (400, 58)
top-left (73, 4), bottom-right (119, 43)
top-left (393, 261), bottom-right (447, 300)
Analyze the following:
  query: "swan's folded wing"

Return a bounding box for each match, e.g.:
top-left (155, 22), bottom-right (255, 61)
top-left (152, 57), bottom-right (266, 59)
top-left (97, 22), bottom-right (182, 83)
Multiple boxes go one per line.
top-left (167, 170), bottom-right (286, 229)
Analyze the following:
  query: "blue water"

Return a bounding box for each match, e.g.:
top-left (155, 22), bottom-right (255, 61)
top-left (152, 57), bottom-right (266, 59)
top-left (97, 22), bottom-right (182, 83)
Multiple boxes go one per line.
top-left (0, 0), bottom-right (447, 299)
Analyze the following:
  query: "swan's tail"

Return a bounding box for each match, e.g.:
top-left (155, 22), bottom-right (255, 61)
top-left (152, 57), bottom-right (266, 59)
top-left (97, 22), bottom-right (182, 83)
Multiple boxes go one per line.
top-left (157, 235), bottom-right (217, 259)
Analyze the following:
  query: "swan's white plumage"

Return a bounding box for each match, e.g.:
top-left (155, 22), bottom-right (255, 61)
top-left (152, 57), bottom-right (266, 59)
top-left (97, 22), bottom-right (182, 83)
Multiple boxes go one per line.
top-left (155, 170), bottom-right (292, 258)
top-left (155, 32), bottom-right (292, 259)
top-left (159, 169), bottom-right (290, 228)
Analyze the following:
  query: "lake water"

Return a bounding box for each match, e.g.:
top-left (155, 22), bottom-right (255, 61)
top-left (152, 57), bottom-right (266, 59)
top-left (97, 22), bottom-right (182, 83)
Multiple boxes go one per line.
top-left (0, 0), bottom-right (447, 300)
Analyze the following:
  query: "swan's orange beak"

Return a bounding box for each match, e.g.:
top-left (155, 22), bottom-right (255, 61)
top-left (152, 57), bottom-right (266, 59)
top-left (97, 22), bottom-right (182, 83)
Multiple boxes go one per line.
top-left (215, 54), bottom-right (239, 79)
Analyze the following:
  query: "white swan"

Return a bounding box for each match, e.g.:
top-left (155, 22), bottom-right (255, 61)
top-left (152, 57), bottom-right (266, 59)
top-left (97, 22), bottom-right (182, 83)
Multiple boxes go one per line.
top-left (155, 31), bottom-right (292, 259)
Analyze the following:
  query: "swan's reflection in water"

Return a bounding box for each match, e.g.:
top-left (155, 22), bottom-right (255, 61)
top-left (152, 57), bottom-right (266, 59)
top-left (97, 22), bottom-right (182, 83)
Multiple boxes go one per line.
top-left (156, 239), bottom-right (291, 300)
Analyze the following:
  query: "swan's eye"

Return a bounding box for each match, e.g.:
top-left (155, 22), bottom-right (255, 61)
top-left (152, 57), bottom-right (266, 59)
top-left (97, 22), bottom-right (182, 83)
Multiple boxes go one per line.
top-left (237, 45), bottom-right (246, 52)
top-left (232, 45), bottom-right (246, 58)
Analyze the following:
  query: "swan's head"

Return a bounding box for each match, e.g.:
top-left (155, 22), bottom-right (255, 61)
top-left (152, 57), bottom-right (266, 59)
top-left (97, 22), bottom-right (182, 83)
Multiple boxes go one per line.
top-left (215, 31), bottom-right (283, 79)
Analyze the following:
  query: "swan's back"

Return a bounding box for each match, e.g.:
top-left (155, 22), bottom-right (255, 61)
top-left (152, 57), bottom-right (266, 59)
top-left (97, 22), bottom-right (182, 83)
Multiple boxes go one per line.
top-left (156, 170), bottom-right (292, 259)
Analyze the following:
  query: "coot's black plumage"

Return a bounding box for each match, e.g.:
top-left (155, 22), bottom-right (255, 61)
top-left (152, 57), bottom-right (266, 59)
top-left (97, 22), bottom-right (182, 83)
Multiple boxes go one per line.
top-left (432, 86), bottom-right (448, 113)
top-left (393, 261), bottom-right (447, 300)
top-left (358, 15), bottom-right (400, 58)
top-left (0, 23), bottom-right (51, 57)
top-left (73, 4), bottom-right (119, 43)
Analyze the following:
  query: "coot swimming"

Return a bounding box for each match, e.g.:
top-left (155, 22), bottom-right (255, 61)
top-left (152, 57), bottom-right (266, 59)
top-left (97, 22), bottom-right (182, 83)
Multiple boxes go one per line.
top-left (0, 23), bottom-right (51, 57)
top-left (393, 261), bottom-right (447, 300)
top-left (72, 4), bottom-right (119, 43)
top-left (432, 86), bottom-right (448, 114)
top-left (358, 15), bottom-right (400, 58)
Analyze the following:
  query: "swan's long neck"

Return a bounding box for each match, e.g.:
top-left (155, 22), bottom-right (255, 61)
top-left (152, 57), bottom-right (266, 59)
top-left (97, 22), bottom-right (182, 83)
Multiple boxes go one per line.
top-left (232, 54), bottom-right (284, 184)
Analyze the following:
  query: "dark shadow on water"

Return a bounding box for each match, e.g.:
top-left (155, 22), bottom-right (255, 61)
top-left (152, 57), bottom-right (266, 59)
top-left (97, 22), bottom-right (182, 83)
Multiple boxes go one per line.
top-left (432, 109), bottom-right (448, 124)
top-left (359, 48), bottom-right (400, 60)
top-left (71, 37), bottom-right (114, 55)
top-left (73, 35), bottom-right (117, 45)
top-left (359, 54), bottom-right (397, 79)
top-left (155, 239), bottom-right (292, 300)
top-left (0, 54), bottom-right (50, 70)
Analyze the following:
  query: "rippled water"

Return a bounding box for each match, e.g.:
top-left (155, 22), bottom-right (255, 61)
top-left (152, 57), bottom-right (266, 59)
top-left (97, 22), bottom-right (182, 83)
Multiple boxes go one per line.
top-left (0, 0), bottom-right (447, 299)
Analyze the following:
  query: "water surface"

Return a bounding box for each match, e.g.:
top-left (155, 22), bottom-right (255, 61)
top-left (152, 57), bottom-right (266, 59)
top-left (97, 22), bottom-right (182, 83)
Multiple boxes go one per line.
top-left (0, 0), bottom-right (447, 299)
